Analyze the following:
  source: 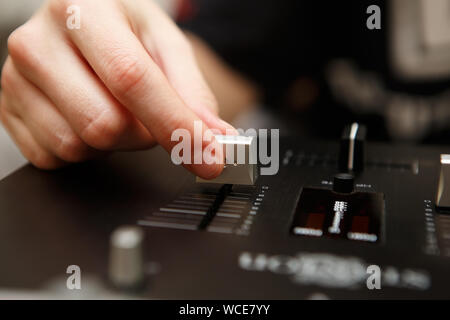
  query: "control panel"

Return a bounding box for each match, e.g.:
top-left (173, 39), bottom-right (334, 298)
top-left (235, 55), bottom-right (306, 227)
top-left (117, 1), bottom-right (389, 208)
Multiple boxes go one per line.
top-left (0, 128), bottom-right (449, 299)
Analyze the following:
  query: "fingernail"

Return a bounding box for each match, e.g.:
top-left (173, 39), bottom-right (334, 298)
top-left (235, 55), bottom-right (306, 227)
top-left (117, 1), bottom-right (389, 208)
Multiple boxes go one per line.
top-left (198, 162), bottom-right (224, 180)
top-left (219, 119), bottom-right (239, 135)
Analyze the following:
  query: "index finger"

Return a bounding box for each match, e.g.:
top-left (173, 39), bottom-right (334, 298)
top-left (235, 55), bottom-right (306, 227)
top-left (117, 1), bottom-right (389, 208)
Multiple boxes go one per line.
top-left (60, 1), bottom-right (224, 178)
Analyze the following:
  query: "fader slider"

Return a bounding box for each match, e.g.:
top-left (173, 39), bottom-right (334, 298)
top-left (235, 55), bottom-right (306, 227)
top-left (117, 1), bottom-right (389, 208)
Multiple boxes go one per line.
top-left (196, 135), bottom-right (258, 185)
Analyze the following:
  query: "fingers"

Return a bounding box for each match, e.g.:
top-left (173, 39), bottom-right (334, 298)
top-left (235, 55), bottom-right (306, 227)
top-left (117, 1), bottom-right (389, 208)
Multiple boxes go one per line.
top-left (1, 57), bottom-right (102, 163)
top-left (3, 0), bottom-right (232, 178)
top-left (0, 97), bottom-right (65, 170)
top-left (7, 19), bottom-right (156, 152)
top-left (127, 0), bottom-right (237, 134)
top-left (63, 0), bottom-right (224, 178)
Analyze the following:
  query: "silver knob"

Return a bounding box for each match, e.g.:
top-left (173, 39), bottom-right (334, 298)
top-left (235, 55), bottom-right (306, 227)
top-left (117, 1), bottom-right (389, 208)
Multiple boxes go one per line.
top-left (109, 226), bottom-right (145, 289)
top-left (196, 135), bottom-right (258, 185)
top-left (436, 154), bottom-right (450, 211)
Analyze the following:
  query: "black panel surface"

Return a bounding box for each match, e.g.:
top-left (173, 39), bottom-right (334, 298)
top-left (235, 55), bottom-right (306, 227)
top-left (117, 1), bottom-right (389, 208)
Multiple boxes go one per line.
top-left (0, 139), bottom-right (449, 299)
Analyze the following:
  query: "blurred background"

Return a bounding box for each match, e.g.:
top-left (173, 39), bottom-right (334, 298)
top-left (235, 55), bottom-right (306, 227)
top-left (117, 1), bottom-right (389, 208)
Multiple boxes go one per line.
top-left (2, 0), bottom-right (450, 178)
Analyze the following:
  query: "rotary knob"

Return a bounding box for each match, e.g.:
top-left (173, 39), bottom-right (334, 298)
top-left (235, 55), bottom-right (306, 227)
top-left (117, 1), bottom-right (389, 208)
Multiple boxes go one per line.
top-left (333, 173), bottom-right (355, 194)
top-left (109, 226), bottom-right (145, 290)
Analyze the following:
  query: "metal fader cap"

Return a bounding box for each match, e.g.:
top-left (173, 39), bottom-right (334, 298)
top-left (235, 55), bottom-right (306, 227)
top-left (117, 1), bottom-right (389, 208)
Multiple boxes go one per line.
top-left (196, 135), bottom-right (258, 185)
top-left (436, 154), bottom-right (450, 211)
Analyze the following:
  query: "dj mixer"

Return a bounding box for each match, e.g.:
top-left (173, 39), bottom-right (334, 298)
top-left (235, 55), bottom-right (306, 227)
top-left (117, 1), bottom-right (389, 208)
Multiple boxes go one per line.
top-left (0, 125), bottom-right (450, 299)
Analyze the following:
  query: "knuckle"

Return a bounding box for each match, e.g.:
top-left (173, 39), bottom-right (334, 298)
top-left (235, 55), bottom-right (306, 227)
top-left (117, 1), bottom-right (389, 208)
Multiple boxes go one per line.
top-left (7, 27), bottom-right (25, 60)
top-left (55, 132), bottom-right (88, 163)
top-left (7, 25), bottom-right (36, 67)
top-left (80, 111), bottom-right (128, 150)
top-left (105, 51), bottom-right (148, 98)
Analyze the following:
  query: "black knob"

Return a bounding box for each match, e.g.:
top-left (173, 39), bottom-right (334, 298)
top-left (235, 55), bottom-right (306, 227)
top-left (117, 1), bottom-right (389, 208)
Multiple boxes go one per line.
top-left (333, 173), bottom-right (354, 194)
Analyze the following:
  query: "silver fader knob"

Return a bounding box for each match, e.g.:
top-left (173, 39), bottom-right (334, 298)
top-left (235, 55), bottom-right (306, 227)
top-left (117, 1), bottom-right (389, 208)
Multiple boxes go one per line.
top-left (436, 154), bottom-right (450, 211)
top-left (196, 135), bottom-right (258, 185)
top-left (338, 123), bottom-right (367, 173)
top-left (109, 226), bottom-right (145, 290)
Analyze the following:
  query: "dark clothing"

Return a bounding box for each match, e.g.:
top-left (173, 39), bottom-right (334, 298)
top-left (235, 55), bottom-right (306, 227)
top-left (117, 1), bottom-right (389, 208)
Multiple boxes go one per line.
top-left (179, 0), bottom-right (450, 142)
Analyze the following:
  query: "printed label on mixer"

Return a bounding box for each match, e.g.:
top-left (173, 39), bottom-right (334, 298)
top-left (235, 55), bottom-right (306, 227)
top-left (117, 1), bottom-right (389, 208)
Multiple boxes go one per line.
top-left (239, 252), bottom-right (431, 291)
